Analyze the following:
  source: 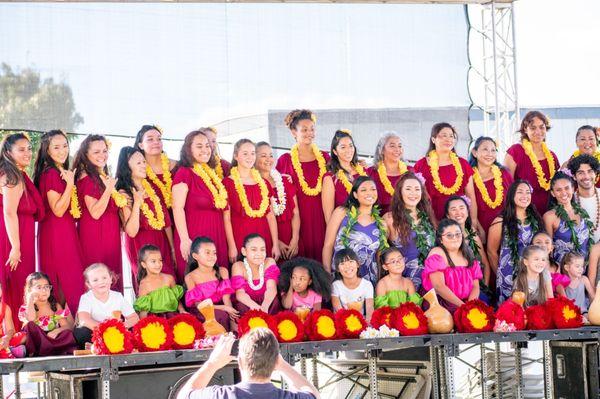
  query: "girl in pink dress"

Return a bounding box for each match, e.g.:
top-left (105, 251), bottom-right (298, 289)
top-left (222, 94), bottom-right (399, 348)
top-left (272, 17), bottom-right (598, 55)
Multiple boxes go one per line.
top-left (368, 132), bottom-right (413, 215)
top-left (33, 130), bottom-right (85, 313)
top-left (115, 147), bottom-right (176, 291)
top-left (231, 234), bottom-right (281, 316)
top-left (276, 109), bottom-right (330, 261)
top-left (422, 219), bottom-right (483, 313)
top-left (184, 237), bottom-right (237, 331)
top-left (322, 130), bottom-right (368, 223)
top-left (278, 257), bottom-right (331, 312)
top-left (0, 133), bottom-right (44, 327)
top-left (413, 123), bottom-right (478, 228)
top-left (255, 142), bottom-right (300, 260)
top-left (172, 130), bottom-right (228, 280)
top-left (504, 111), bottom-right (559, 215)
top-left (223, 139), bottom-right (280, 263)
top-left (73, 135), bottom-right (123, 293)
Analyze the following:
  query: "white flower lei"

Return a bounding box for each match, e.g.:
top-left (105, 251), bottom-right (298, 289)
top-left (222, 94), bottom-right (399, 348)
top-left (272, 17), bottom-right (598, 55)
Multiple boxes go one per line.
top-left (243, 258), bottom-right (265, 291)
top-left (270, 169), bottom-right (287, 216)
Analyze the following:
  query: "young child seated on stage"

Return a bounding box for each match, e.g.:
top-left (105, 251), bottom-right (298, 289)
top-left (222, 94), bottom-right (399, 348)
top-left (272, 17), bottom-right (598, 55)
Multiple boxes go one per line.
top-left (0, 283), bottom-right (25, 358)
top-left (134, 245), bottom-right (185, 319)
top-left (19, 272), bottom-right (77, 357)
top-left (562, 251), bottom-right (595, 315)
top-left (231, 233), bottom-right (281, 315)
top-left (512, 245), bottom-right (553, 307)
top-left (331, 248), bottom-right (374, 322)
top-left (74, 263), bottom-right (139, 349)
top-left (532, 231), bottom-right (568, 297)
top-left (278, 257), bottom-right (331, 315)
top-left (184, 237), bottom-right (238, 331)
top-left (375, 247), bottom-right (422, 309)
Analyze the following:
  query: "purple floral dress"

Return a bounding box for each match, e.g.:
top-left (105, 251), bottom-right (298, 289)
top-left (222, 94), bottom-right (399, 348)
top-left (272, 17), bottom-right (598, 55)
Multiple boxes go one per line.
top-left (552, 218), bottom-right (590, 265)
top-left (497, 223), bottom-right (535, 304)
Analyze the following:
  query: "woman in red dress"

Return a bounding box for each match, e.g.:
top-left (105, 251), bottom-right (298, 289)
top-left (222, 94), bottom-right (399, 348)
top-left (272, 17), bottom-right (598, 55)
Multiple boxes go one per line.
top-left (504, 111), bottom-right (559, 215)
top-left (368, 132), bottom-right (412, 215)
top-left (33, 130), bottom-right (85, 313)
top-left (115, 146), bottom-right (176, 291)
top-left (413, 123), bottom-right (478, 227)
top-left (73, 135), bottom-right (124, 293)
top-left (172, 130), bottom-right (229, 280)
top-left (223, 139), bottom-right (280, 263)
top-left (202, 127), bottom-right (231, 179)
top-left (322, 130), bottom-right (367, 223)
top-left (255, 142), bottom-right (300, 260)
top-left (0, 133), bottom-right (44, 327)
top-left (276, 109), bottom-right (330, 261)
top-left (469, 136), bottom-right (513, 236)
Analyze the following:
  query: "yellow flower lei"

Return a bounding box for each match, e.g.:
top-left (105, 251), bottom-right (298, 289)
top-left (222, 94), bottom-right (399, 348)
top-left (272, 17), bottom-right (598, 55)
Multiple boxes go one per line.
top-left (428, 150), bottom-right (463, 195)
top-left (140, 179), bottom-right (166, 230)
top-left (192, 163), bottom-right (228, 209)
top-left (69, 186), bottom-right (82, 219)
top-left (521, 140), bottom-right (555, 191)
top-left (572, 149), bottom-right (600, 164)
top-left (473, 165), bottom-right (504, 209)
top-left (214, 155), bottom-right (225, 180)
top-left (336, 164), bottom-right (367, 193)
top-left (230, 167), bottom-right (269, 218)
top-left (100, 171), bottom-right (127, 208)
top-left (377, 161), bottom-right (408, 195)
top-left (145, 153), bottom-right (172, 208)
top-left (290, 144), bottom-right (327, 196)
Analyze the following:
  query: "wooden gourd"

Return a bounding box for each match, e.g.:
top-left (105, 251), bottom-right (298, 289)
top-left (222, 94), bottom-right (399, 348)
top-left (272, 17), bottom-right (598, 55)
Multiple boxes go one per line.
top-left (423, 289), bottom-right (454, 334)
top-left (197, 299), bottom-right (227, 337)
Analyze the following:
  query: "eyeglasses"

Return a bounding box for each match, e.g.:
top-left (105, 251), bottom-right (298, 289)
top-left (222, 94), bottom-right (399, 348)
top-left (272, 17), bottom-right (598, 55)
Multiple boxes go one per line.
top-left (385, 258), bottom-right (404, 266)
top-left (442, 232), bottom-right (463, 240)
top-left (34, 285), bottom-right (52, 291)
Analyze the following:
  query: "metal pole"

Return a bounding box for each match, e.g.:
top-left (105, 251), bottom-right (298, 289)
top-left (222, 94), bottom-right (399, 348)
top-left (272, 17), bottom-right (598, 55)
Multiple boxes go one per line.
top-left (510, 1), bottom-right (521, 128)
top-left (543, 341), bottom-right (554, 399)
top-left (481, 344), bottom-right (490, 399)
top-left (300, 356), bottom-right (307, 378)
top-left (490, 0), bottom-right (501, 141)
top-left (311, 354), bottom-right (319, 389)
top-left (514, 344), bottom-right (524, 399)
top-left (494, 342), bottom-right (503, 399)
top-left (430, 346), bottom-right (441, 399)
top-left (442, 346), bottom-right (456, 399)
top-left (368, 350), bottom-right (379, 399)
top-left (14, 370), bottom-right (20, 399)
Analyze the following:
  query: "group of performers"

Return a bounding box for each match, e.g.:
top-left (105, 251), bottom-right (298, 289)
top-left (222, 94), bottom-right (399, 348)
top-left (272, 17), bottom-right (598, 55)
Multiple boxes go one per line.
top-left (0, 109), bottom-right (599, 358)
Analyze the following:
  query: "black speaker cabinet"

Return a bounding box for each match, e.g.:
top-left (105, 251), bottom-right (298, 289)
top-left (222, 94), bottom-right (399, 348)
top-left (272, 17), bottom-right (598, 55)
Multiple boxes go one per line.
top-left (48, 364), bottom-right (236, 399)
top-left (550, 340), bottom-right (599, 399)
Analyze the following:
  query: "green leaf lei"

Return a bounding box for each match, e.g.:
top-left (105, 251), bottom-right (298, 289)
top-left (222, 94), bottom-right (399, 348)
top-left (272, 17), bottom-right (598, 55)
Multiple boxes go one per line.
top-left (553, 202), bottom-right (593, 254)
top-left (465, 227), bottom-right (481, 260)
top-left (505, 209), bottom-right (540, 279)
top-left (341, 205), bottom-right (389, 250)
top-left (407, 208), bottom-right (435, 263)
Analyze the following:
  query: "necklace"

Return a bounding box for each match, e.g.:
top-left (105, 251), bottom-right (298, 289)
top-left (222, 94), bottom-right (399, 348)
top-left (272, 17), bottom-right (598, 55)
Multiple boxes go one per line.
top-left (145, 153), bottom-right (172, 208)
top-left (575, 189), bottom-right (600, 234)
top-left (521, 140), bottom-right (555, 191)
top-left (270, 169), bottom-right (287, 216)
top-left (473, 165), bottom-right (504, 209)
top-left (214, 155), bottom-right (225, 180)
top-left (243, 258), bottom-right (265, 291)
top-left (139, 179), bottom-right (166, 230)
top-left (59, 167), bottom-right (81, 218)
top-left (99, 171), bottom-right (127, 208)
top-left (553, 203), bottom-right (592, 254)
top-left (230, 167), bottom-right (270, 218)
top-left (428, 150), bottom-right (464, 195)
top-left (377, 161), bottom-right (408, 195)
top-left (192, 163), bottom-right (228, 209)
top-left (336, 163), bottom-right (367, 193)
top-left (290, 144), bottom-right (327, 196)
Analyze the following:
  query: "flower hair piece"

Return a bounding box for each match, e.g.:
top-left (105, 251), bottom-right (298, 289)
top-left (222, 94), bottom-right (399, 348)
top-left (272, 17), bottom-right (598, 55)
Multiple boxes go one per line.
top-left (413, 172), bottom-right (426, 185)
top-left (310, 114), bottom-right (317, 124)
top-left (153, 125), bottom-right (164, 134)
top-left (339, 129), bottom-right (352, 135)
top-left (460, 195), bottom-right (472, 207)
top-left (558, 168), bottom-right (574, 179)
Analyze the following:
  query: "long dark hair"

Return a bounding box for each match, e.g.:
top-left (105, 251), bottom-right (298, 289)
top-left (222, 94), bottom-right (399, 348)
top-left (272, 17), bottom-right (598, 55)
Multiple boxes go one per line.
top-left (0, 133), bottom-right (30, 187)
top-left (499, 180), bottom-right (543, 245)
top-left (187, 236), bottom-right (222, 280)
top-left (133, 125), bottom-right (162, 152)
top-left (178, 130), bottom-right (215, 168)
top-left (444, 195), bottom-right (473, 231)
top-left (33, 130), bottom-right (70, 187)
top-left (426, 122), bottom-right (458, 155)
top-left (390, 172), bottom-right (435, 246)
top-left (24, 272), bottom-right (58, 312)
top-left (115, 146), bottom-right (143, 197)
top-left (328, 130), bottom-right (359, 175)
top-left (468, 136), bottom-right (503, 168)
top-left (136, 244), bottom-right (161, 283)
top-left (343, 176), bottom-right (375, 210)
top-left (548, 170), bottom-right (576, 209)
top-left (72, 134), bottom-right (110, 188)
top-left (278, 257), bottom-right (332, 300)
top-left (434, 218), bottom-right (475, 268)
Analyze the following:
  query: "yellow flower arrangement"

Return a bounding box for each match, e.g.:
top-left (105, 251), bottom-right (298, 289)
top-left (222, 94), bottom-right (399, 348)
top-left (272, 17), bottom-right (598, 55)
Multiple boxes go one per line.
top-left (473, 165), bottom-right (504, 209)
top-left (140, 179), bottom-right (166, 230)
top-left (145, 153), bottom-right (172, 208)
top-left (336, 164), bottom-right (367, 193)
top-left (69, 186), bottom-right (82, 219)
top-left (428, 150), bottom-right (463, 195)
top-left (192, 163), bottom-right (228, 209)
top-left (521, 140), bottom-right (555, 191)
top-left (290, 144), bottom-right (327, 196)
top-left (377, 161), bottom-right (408, 195)
top-left (230, 167), bottom-right (270, 218)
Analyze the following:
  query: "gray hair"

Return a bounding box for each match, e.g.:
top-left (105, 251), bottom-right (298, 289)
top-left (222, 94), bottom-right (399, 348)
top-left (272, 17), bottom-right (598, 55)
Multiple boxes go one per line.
top-left (373, 131), bottom-right (402, 166)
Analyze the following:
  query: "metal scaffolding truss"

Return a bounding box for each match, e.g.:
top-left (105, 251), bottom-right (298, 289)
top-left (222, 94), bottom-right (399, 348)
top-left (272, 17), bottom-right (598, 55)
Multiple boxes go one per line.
top-left (467, 1), bottom-right (519, 152)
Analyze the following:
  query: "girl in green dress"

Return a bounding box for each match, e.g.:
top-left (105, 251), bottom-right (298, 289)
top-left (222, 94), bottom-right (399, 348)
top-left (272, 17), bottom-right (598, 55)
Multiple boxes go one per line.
top-left (375, 247), bottom-right (423, 308)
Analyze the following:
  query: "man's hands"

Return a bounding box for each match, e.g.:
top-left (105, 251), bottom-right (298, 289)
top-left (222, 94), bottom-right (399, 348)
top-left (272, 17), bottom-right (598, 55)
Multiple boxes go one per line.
top-left (206, 334), bottom-right (236, 370)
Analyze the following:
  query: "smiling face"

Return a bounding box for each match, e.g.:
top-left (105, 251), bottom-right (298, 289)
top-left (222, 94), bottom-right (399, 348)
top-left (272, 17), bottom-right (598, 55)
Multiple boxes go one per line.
top-left (192, 242), bottom-right (218, 269)
top-left (532, 234), bottom-right (553, 256)
top-left (525, 117), bottom-right (547, 144)
top-left (254, 144), bottom-right (274, 174)
top-left (235, 142), bottom-right (256, 169)
top-left (432, 127), bottom-right (457, 152)
top-left (87, 140), bottom-right (109, 170)
top-left (354, 180), bottom-right (378, 207)
top-left (190, 133), bottom-right (211, 164)
top-left (48, 134), bottom-right (70, 166)
top-left (333, 136), bottom-right (355, 164)
top-left (338, 258), bottom-right (359, 280)
top-left (513, 182), bottom-right (533, 209)
top-left (440, 224), bottom-right (463, 251)
top-left (241, 236), bottom-right (267, 266)
top-left (291, 119), bottom-right (315, 145)
top-left (85, 266), bottom-right (113, 295)
top-left (382, 251), bottom-right (405, 275)
top-left (128, 151), bottom-right (147, 180)
top-left (382, 136), bottom-right (403, 163)
top-left (576, 129), bottom-right (597, 155)
top-left (9, 138), bottom-right (33, 169)
top-left (550, 178), bottom-right (574, 206)
top-left (524, 249), bottom-right (548, 275)
top-left (291, 266), bottom-right (312, 294)
top-left (141, 251), bottom-right (163, 275)
top-left (400, 178), bottom-right (423, 208)
top-left (574, 162), bottom-right (597, 190)
top-left (472, 139), bottom-right (498, 167)
top-left (446, 199), bottom-right (469, 227)
top-left (138, 129), bottom-right (163, 156)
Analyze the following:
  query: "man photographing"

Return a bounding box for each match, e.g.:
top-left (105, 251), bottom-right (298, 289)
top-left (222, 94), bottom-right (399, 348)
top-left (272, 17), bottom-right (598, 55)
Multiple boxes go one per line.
top-left (177, 329), bottom-right (320, 399)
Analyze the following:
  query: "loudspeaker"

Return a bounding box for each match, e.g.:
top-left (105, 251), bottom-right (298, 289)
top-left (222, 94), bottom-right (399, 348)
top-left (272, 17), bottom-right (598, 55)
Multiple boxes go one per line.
top-left (550, 340), bottom-right (599, 399)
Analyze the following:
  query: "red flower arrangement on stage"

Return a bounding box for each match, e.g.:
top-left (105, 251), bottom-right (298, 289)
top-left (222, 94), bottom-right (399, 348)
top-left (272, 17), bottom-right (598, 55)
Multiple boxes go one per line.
top-left (546, 296), bottom-right (583, 329)
top-left (370, 306), bottom-right (393, 329)
top-left (134, 316), bottom-right (173, 352)
top-left (169, 314), bottom-right (205, 349)
top-left (92, 319), bottom-right (134, 355)
top-left (273, 311), bottom-right (305, 343)
top-left (454, 300), bottom-right (495, 333)
top-left (335, 309), bottom-right (367, 339)
top-left (494, 300), bottom-right (526, 331)
top-left (525, 304), bottom-right (554, 330)
top-left (305, 309), bottom-right (338, 341)
top-left (389, 303), bottom-right (428, 336)
top-left (238, 310), bottom-right (276, 337)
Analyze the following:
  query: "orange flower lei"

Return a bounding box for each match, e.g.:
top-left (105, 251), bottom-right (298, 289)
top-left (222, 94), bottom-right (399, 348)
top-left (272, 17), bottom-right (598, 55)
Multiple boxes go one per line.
top-left (145, 153), bottom-right (172, 208)
top-left (428, 150), bottom-right (463, 195)
top-left (230, 167), bottom-right (270, 218)
top-left (192, 163), bottom-right (228, 209)
top-left (140, 179), bottom-right (166, 230)
top-left (473, 165), bottom-right (504, 209)
top-left (377, 161), bottom-right (408, 195)
top-left (336, 163), bottom-right (367, 193)
top-left (290, 144), bottom-right (327, 196)
top-left (521, 140), bottom-right (555, 191)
